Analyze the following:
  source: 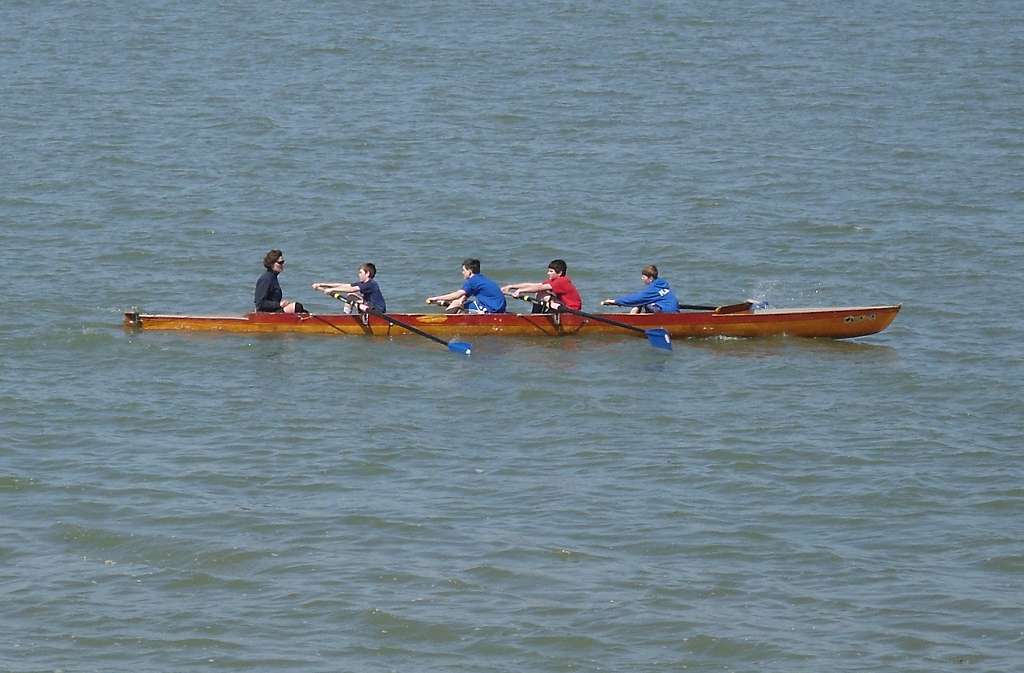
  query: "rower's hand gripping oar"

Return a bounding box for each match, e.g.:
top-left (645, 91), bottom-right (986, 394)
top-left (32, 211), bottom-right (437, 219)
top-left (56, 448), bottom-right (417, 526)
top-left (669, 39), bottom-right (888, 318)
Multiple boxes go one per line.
top-left (325, 291), bottom-right (471, 356)
top-left (510, 294), bottom-right (671, 351)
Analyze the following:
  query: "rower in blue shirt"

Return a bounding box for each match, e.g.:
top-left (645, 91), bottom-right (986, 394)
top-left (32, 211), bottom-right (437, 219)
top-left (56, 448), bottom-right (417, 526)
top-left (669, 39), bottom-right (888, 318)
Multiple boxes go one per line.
top-left (426, 258), bottom-right (506, 313)
top-left (601, 264), bottom-right (679, 313)
top-left (312, 262), bottom-right (386, 312)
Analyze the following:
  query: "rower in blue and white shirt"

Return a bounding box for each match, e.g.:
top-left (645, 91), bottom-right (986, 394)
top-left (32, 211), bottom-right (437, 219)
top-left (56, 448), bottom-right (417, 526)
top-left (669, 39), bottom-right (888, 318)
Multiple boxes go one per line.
top-left (601, 264), bottom-right (679, 313)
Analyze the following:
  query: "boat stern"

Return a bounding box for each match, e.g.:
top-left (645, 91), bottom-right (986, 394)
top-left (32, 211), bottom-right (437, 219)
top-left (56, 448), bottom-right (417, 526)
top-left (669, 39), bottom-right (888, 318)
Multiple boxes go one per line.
top-left (123, 307), bottom-right (142, 331)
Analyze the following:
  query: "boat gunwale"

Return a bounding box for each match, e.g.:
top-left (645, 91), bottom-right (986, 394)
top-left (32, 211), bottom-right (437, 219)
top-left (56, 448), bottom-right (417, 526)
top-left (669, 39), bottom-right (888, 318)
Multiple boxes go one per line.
top-left (123, 304), bottom-right (900, 340)
top-left (125, 304), bottom-right (901, 323)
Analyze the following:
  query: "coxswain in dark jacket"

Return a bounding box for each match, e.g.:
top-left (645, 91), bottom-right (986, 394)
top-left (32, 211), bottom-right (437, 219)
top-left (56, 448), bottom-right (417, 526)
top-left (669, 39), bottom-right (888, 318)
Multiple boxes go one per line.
top-left (254, 249), bottom-right (305, 313)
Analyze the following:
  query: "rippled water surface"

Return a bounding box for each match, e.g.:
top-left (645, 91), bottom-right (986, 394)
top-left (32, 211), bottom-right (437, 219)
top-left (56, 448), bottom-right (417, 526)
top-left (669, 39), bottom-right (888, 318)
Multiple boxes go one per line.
top-left (2, 2), bottom-right (1022, 671)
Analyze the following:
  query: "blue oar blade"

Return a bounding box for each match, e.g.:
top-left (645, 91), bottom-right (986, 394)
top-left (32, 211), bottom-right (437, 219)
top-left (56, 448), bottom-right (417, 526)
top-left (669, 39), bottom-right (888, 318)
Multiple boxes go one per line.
top-left (447, 340), bottom-right (472, 356)
top-left (646, 329), bottom-right (672, 351)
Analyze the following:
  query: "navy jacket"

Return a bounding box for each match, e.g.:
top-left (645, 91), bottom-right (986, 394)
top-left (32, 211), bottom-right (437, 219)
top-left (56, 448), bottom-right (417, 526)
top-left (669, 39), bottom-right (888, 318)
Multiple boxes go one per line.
top-left (254, 270), bottom-right (283, 312)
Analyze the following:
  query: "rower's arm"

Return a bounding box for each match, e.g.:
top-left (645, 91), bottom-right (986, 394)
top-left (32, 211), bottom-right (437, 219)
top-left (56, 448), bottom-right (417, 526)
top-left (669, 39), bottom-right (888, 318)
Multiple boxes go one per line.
top-left (313, 282), bottom-right (358, 294)
top-left (501, 281), bottom-right (550, 294)
top-left (427, 289), bottom-right (466, 304)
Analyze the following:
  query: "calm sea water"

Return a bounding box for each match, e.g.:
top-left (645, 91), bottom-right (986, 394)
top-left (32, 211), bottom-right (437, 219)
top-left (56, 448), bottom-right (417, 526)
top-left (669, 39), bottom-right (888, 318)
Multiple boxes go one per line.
top-left (2, 1), bottom-right (1022, 671)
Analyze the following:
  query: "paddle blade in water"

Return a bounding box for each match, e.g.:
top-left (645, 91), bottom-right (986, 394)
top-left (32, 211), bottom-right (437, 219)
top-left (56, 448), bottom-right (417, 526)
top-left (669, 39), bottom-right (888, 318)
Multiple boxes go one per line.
top-left (447, 341), bottom-right (472, 356)
top-left (646, 329), bottom-right (672, 351)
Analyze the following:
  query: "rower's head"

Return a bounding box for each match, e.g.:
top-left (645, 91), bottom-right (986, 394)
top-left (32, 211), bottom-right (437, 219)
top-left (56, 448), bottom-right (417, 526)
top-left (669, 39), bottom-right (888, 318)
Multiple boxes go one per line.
top-left (547, 259), bottom-right (567, 278)
top-left (641, 264), bottom-right (658, 284)
top-left (264, 249), bottom-right (285, 271)
top-left (462, 258), bottom-right (481, 277)
top-left (359, 262), bottom-right (377, 281)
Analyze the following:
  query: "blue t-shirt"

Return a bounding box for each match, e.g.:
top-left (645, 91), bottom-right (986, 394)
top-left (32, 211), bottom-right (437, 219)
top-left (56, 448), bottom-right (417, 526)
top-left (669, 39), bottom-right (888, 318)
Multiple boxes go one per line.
top-left (462, 273), bottom-right (506, 313)
top-left (355, 279), bottom-right (386, 312)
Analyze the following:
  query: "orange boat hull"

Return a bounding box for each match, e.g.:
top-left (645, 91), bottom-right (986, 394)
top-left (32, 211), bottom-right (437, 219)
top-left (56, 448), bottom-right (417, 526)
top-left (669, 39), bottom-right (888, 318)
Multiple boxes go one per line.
top-left (123, 305), bottom-right (900, 340)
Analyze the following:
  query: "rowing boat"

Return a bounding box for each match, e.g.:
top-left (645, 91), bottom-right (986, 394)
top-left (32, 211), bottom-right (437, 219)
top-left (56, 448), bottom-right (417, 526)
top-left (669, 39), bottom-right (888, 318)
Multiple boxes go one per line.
top-left (123, 304), bottom-right (900, 340)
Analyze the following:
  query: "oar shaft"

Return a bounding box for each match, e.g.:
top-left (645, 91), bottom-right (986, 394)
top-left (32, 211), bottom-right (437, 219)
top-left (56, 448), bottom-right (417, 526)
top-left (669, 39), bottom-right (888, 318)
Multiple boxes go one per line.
top-left (512, 295), bottom-right (646, 334)
top-left (678, 301), bottom-right (754, 313)
top-left (561, 306), bottom-right (647, 334)
top-left (508, 294), bottom-right (671, 351)
top-left (324, 290), bottom-right (455, 349)
top-left (369, 308), bottom-right (451, 347)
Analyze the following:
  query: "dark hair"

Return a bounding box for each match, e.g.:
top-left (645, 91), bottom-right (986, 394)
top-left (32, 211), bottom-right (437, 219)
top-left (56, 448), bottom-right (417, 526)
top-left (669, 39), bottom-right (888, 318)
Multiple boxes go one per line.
top-left (642, 264), bottom-right (658, 279)
top-left (462, 258), bottom-right (481, 274)
top-left (548, 259), bottom-right (567, 276)
top-left (264, 249), bottom-right (283, 270)
top-left (360, 262), bottom-right (377, 278)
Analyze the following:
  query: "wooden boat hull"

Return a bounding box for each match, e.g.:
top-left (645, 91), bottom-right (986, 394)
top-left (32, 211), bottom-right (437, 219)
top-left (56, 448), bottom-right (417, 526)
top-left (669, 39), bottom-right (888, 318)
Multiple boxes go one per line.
top-left (123, 305), bottom-right (900, 340)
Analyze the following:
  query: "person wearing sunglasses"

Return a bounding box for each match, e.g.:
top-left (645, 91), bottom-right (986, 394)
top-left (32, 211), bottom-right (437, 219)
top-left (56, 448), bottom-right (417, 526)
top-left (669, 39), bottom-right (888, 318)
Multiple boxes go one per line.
top-left (254, 249), bottom-right (305, 313)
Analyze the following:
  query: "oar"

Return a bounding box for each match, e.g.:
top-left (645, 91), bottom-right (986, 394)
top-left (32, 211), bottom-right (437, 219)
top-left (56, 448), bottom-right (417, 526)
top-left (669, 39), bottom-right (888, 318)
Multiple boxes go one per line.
top-left (510, 295), bottom-right (671, 351)
top-left (679, 300), bottom-right (755, 314)
top-left (326, 292), bottom-right (472, 356)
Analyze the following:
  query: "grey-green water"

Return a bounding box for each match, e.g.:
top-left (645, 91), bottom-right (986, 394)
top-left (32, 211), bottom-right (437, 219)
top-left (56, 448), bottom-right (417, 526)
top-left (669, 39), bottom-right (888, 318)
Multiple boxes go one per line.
top-left (2, 2), bottom-right (1022, 671)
